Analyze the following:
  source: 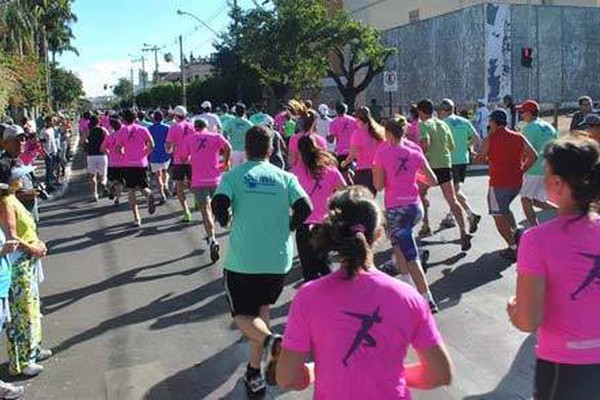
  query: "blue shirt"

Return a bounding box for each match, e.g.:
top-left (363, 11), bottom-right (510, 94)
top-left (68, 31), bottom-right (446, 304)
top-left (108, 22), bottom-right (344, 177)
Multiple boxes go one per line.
top-left (0, 230), bottom-right (12, 298)
top-left (148, 122), bottom-right (171, 163)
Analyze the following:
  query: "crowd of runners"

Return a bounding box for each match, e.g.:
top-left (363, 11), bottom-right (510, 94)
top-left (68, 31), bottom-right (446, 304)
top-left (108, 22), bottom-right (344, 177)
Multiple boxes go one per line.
top-left (0, 93), bottom-right (597, 399)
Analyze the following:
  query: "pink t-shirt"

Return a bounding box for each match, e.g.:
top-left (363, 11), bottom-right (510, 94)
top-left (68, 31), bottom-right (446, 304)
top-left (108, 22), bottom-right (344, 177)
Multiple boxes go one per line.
top-left (289, 132), bottom-right (328, 166)
top-left (100, 115), bottom-right (111, 131)
top-left (373, 140), bottom-right (427, 209)
top-left (283, 268), bottom-right (442, 400)
top-left (102, 133), bottom-right (125, 167)
top-left (166, 120), bottom-right (194, 164)
top-left (20, 141), bottom-right (43, 165)
top-left (350, 126), bottom-right (383, 170)
top-left (274, 111), bottom-right (287, 133)
top-left (112, 123), bottom-right (153, 168)
top-left (181, 130), bottom-right (230, 188)
top-left (293, 164), bottom-right (345, 224)
top-left (78, 118), bottom-right (89, 134)
top-left (406, 120), bottom-right (421, 145)
top-left (518, 214), bottom-right (600, 364)
top-left (329, 115), bottom-right (356, 155)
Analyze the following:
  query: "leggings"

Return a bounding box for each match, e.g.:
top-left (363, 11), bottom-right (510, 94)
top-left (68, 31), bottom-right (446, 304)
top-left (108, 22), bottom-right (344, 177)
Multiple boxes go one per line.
top-left (535, 358), bottom-right (600, 400)
top-left (386, 204), bottom-right (423, 262)
top-left (295, 224), bottom-right (331, 282)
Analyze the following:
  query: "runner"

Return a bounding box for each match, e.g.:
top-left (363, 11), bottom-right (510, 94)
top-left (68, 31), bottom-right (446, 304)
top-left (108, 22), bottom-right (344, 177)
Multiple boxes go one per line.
top-left (148, 111), bottom-right (171, 204)
top-left (474, 99), bottom-right (490, 139)
top-left (373, 116), bottom-right (440, 313)
top-left (193, 101), bottom-right (222, 133)
top-left (276, 186), bottom-right (452, 398)
top-left (406, 103), bottom-right (421, 144)
top-left (585, 113), bottom-right (600, 144)
top-left (517, 100), bottom-right (559, 227)
top-left (249, 104), bottom-right (274, 127)
top-left (437, 99), bottom-right (482, 232)
top-left (417, 99), bottom-right (473, 249)
top-left (266, 122), bottom-right (287, 170)
top-left (100, 110), bottom-right (111, 131)
top-left (328, 103), bottom-right (356, 183)
top-left (212, 125), bottom-right (311, 396)
top-left (166, 106), bottom-right (194, 223)
top-left (341, 107), bottom-right (385, 195)
top-left (315, 104), bottom-right (333, 152)
top-left (293, 135), bottom-right (345, 282)
top-left (288, 109), bottom-right (328, 168)
top-left (508, 137), bottom-right (600, 399)
top-left (217, 103), bottom-right (235, 130)
top-left (181, 118), bottom-right (231, 263)
top-left (84, 115), bottom-right (109, 202)
top-left (101, 117), bottom-right (125, 206)
top-left (112, 109), bottom-right (156, 227)
top-left (223, 103), bottom-right (253, 168)
top-left (475, 109), bottom-right (537, 260)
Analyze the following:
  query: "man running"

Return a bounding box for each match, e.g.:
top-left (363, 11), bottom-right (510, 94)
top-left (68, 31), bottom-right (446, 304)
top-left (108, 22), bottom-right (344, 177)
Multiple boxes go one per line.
top-left (249, 104), bottom-right (274, 127)
top-left (112, 109), bottom-right (157, 227)
top-left (166, 106), bottom-right (195, 223)
top-left (193, 101), bottom-right (222, 133)
top-left (417, 99), bottom-right (472, 250)
top-left (437, 99), bottom-right (481, 233)
top-left (212, 125), bottom-right (311, 396)
top-left (517, 100), bottom-right (558, 227)
top-left (148, 111), bottom-right (171, 204)
top-left (84, 115), bottom-right (109, 201)
top-left (474, 99), bottom-right (490, 139)
top-left (181, 118), bottom-right (231, 263)
top-left (223, 103), bottom-right (253, 167)
top-left (475, 109), bottom-right (537, 260)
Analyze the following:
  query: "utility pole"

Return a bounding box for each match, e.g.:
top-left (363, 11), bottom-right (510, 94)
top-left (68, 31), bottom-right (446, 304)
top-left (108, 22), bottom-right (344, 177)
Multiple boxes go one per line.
top-left (180, 35), bottom-right (187, 109)
top-left (141, 55), bottom-right (147, 91)
top-left (143, 44), bottom-right (160, 83)
top-left (232, 0), bottom-right (242, 101)
top-left (130, 66), bottom-right (136, 108)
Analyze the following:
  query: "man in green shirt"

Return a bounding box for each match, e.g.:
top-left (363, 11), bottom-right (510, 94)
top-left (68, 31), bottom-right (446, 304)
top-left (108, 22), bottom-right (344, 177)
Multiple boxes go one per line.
top-left (212, 125), bottom-right (311, 396)
top-left (217, 103), bottom-right (235, 128)
top-left (223, 103), bottom-right (254, 167)
top-left (438, 99), bottom-right (482, 232)
top-left (517, 100), bottom-right (558, 227)
top-left (418, 99), bottom-right (472, 251)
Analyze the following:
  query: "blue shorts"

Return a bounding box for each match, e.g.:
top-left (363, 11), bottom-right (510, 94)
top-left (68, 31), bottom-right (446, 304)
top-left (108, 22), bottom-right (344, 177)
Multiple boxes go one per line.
top-left (488, 187), bottom-right (520, 216)
top-left (386, 204), bottom-right (423, 262)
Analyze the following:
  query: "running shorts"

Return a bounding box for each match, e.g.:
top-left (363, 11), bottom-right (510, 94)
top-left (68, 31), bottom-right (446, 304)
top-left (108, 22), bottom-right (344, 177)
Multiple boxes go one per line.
top-left (86, 155), bottom-right (108, 176)
top-left (223, 269), bottom-right (286, 317)
top-left (535, 358), bottom-right (600, 400)
top-left (354, 169), bottom-right (376, 196)
top-left (171, 164), bottom-right (191, 181)
top-left (121, 167), bottom-right (149, 189)
top-left (150, 160), bottom-right (171, 174)
top-left (432, 167), bottom-right (453, 185)
top-left (488, 186), bottom-right (520, 216)
top-left (452, 164), bottom-right (468, 185)
top-left (107, 167), bottom-right (124, 184)
top-left (192, 186), bottom-right (217, 207)
top-left (386, 204), bottom-right (424, 262)
top-left (521, 175), bottom-right (547, 202)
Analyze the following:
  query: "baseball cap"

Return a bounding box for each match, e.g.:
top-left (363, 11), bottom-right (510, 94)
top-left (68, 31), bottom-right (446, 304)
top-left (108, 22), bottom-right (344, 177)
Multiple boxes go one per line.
top-left (173, 106), bottom-right (187, 117)
top-left (201, 100), bottom-right (212, 109)
top-left (2, 124), bottom-right (25, 140)
top-left (489, 109), bottom-right (508, 125)
top-left (318, 104), bottom-right (329, 115)
top-left (517, 100), bottom-right (540, 114)
top-left (584, 113), bottom-right (600, 126)
top-left (439, 98), bottom-right (455, 111)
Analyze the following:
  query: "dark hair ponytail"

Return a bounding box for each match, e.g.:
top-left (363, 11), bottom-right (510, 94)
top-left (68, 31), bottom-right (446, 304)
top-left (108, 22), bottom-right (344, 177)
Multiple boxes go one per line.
top-left (313, 186), bottom-right (382, 279)
top-left (298, 135), bottom-right (337, 180)
top-left (355, 106), bottom-right (385, 142)
top-left (384, 116), bottom-right (408, 141)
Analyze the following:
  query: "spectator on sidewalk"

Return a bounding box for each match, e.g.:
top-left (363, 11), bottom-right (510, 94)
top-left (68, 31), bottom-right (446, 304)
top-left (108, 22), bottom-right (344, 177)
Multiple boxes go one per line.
top-left (570, 96), bottom-right (596, 131)
top-left (41, 116), bottom-right (58, 190)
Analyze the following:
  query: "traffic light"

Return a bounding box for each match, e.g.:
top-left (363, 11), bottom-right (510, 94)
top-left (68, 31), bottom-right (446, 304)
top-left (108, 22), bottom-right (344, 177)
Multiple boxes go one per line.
top-left (103, 84), bottom-right (108, 90)
top-left (521, 47), bottom-right (533, 68)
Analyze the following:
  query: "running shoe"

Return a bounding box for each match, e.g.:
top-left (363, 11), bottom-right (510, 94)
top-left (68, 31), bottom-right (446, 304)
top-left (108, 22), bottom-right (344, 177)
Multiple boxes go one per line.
top-left (102, 188), bottom-right (109, 198)
top-left (429, 301), bottom-right (440, 314)
top-left (209, 240), bottom-right (220, 263)
top-left (19, 363), bottom-right (43, 377)
top-left (514, 227), bottom-right (526, 248)
top-left (0, 381), bottom-right (24, 399)
top-left (261, 334), bottom-right (283, 386)
top-left (130, 220), bottom-right (142, 229)
top-left (420, 249), bottom-right (431, 273)
top-left (377, 260), bottom-right (398, 277)
top-left (469, 213), bottom-right (482, 234)
top-left (108, 184), bottom-right (116, 200)
top-left (147, 193), bottom-right (156, 215)
top-left (180, 211), bottom-right (192, 223)
top-left (418, 225), bottom-right (432, 238)
top-left (114, 198), bottom-right (120, 207)
top-left (36, 348), bottom-right (53, 362)
top-left (243, 371), bottom-right (267, 396)
top-left (460, 234), bottom-right (473, 252)
top-left (440, 214), bottom-right (456, 228)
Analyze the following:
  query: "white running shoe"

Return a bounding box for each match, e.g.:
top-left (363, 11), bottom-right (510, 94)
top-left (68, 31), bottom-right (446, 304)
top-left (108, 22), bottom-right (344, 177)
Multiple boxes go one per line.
top-left (0, 381), bottom-right (24, 399)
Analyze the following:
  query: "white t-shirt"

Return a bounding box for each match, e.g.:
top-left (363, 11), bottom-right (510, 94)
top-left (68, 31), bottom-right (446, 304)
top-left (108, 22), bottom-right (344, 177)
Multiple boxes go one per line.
top-left (193, 112), bottom-right (222, 133)
top-left (43, 128), bottom-right (58, 154)
top-left (316, 116), bottom-right (334, 152)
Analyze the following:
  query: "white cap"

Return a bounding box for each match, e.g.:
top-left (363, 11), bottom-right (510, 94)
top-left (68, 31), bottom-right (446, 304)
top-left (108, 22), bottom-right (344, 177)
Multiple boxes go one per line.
top-left (10, 165), bottom-right (34, 181)
top-left (173, 106), bottom-right (187, 117)
top-left (2, 124), bottom-right (25, 140)
top-left (201, 100), bottom-right (212, 109)
top-left (318, 104), bottom-right (329, 115)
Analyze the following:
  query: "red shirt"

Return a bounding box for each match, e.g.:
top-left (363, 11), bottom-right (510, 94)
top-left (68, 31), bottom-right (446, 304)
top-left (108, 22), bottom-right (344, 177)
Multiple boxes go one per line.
top-left (488, 126), bottom-right (526, 188)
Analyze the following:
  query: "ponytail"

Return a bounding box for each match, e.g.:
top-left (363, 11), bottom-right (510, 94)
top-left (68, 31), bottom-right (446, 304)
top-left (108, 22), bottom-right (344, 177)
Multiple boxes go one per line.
top-left (384, 116), bottom-right (408, 141)
top-left (355, 106), bottom-right (384, 142)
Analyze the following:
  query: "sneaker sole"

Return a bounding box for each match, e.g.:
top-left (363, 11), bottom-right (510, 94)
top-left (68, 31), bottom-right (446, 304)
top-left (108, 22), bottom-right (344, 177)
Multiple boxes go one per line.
top-left (148, 195), bottom-right (156, 215)
top-left (461, 235), bottom-right (473, 252)
top-left (469, 215), bottom-right (482, 234)
top-left (210, 243), bottom-right (220, 263)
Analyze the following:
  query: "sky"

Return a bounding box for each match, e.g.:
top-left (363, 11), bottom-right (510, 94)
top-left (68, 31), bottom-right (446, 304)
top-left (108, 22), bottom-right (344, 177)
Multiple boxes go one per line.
top-left (58, 0), bottom-right (258, 98)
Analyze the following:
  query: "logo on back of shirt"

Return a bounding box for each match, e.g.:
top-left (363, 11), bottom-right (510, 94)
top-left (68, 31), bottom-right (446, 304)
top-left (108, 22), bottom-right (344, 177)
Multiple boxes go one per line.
top-left (243, 174), bottom-right (277, 192)
top-left (309, 177), bottom-right (323, 196)
top-left (571, 253), bottom-right (600, 301)
top-left (342, 307), bottom-right (382, 367)
top-left (196, 137), bottom-right (208, 151)
top-left (395, 156), bottom-right (409, 176)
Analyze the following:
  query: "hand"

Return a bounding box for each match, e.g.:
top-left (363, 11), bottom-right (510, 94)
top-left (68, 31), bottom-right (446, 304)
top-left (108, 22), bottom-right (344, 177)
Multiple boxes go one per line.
top-left (0, 240), bottom-right (20, 256)
top-left (506, 296), bottom-right (517, 322)
top-left (34, 241), bottom-right (47, 258)
top-left (340, 159), bottom-right (350, 168)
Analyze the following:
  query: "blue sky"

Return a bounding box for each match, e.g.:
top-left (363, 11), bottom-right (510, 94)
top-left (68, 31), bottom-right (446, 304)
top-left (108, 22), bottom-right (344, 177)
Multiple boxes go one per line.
top-left (59, 0), bottom-right (258, 97)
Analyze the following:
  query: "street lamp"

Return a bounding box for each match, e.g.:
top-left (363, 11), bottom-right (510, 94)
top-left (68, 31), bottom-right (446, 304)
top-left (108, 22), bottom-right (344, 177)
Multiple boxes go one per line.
top-left (176, 9), bottom-right (220, 36)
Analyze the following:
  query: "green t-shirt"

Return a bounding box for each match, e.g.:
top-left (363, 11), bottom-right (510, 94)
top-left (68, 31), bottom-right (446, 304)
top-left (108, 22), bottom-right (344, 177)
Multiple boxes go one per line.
top-left (283, 120), bottom-right (296, 138)
top-left (218, 113), bottom-right (235, 129)
top-left (419, 117), bottom-right (455, 169)
top-left (215, 161), bottom-right (308, 274)
top-left (444, 114), bottom-right (477, 165)
top-left (224, 117), bottom-right (253, 152)
top-left (523, 118), bottom-right (558, 176)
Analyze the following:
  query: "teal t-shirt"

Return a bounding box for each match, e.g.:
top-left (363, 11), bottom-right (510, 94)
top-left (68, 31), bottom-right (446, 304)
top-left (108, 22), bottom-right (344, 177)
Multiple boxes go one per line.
top-left (215, 160), bottom-right (308, 274)
top-left (249, 112), bottom-right (274, 127)
top-left (224, 117), bottom-right (253, 152)
top-left (219, 113), bottom-right (235, 129)
top-left (444, 114), bottom-right (477, 165)
top-left (0, 230), bottom-right (12, 298)
top-left (523, 119), bottom-right (558, 176)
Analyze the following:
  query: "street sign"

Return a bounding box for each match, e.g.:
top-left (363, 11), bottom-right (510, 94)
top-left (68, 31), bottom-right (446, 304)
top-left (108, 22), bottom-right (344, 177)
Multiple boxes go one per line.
top-left (383, 71), bottom-right (398, 92)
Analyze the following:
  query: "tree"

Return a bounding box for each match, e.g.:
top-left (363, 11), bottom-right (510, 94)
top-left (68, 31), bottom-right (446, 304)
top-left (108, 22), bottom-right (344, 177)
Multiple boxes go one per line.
top-left (50, 64), bottom-right (83, 108)
top-left (113, 78), bottom-right (133, 100)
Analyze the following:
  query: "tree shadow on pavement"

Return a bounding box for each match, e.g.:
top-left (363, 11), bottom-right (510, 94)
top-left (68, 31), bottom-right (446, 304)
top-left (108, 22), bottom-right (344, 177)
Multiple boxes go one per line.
top-left (462, 334), bottom-right (535, 400)
top-left (429, 251), bottom-right (514, 311)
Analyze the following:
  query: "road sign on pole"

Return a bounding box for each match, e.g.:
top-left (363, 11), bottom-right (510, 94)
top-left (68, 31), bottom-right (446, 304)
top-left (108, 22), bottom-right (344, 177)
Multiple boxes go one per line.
top-left (383, 71), bottom-right (398, 92)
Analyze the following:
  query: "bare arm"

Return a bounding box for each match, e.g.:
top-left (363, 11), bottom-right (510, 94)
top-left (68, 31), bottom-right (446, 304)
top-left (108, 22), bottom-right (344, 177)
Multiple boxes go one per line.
top-left (372, 165), bottom-right (385, 191)
top-left (341, 146), bottom-right (359, 168)
top-left (507, 273), bottom-right (545, 332)
top-left (474, 136), bottom-right (490, 164)
top-left (521, 138), bottom-right (539, 172)
top-left (222, 143), bottom-right (232, 171)
top-left (405, 343), bottom-right (453, 389)
top-left (0, 201), bottom-right (46, 258)
top-left (276, 349), bottom-right (314, 391)
top-left (419, 161), bottom-right (439, 187)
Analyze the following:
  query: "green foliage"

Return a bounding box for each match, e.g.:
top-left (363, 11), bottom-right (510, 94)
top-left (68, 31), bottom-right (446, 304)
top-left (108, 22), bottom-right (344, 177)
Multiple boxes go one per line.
top-left (113, 78), bottom-right (133, 100)
top-left (50, 64), bottom-right (84, 107)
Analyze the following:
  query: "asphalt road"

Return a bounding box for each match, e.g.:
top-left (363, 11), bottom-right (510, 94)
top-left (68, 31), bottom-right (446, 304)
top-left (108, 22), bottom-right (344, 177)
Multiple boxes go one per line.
top-left (14, 164), bottom-right (541, 400)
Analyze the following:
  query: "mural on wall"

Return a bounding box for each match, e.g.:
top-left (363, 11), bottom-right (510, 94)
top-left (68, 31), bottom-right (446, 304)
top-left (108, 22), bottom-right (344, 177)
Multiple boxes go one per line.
top-left (485, 4), bottom-right (512, 103)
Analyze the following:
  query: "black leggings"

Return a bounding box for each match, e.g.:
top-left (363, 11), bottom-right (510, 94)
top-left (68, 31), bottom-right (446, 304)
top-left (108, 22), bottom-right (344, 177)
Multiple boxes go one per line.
top-left (535, 358), bottom-right (600, 400)
top-left (353, 169), bottom-right (376, 196)
top-left (295, 224), bottom-right (331, 282)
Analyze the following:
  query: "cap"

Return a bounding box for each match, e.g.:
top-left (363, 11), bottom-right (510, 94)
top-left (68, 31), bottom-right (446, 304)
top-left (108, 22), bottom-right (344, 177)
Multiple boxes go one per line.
top-left (584, 113), bottom-right (600, 126)
top-left (490, 109), bottom-right (508, 126)
top-left (517, 100), bottom-right (540, 114)
top-left (439, 98), bottom-right (455, 111)
top-left (318, 104), bottom-right (329, 115)
top-left (2, 124), bottom-right (25, 140)
top-left (173, 106), bottom-right (187, 117)
top-left (10, 165), bottom-right (34, 181)
top-left (201, 101), bottom-right (212, 109)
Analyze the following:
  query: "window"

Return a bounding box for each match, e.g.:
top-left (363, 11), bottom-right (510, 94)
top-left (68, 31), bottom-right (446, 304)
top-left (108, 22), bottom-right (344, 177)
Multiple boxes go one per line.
top-left (409, 9), bottom-right (420, 23)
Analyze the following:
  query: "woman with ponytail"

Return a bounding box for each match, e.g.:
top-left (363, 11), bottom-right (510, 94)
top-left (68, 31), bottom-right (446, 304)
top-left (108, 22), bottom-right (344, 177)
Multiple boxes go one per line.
top-left (341, 107), bottom-right (385, 195)
top-left (288, 107), bottom-right (327, 168)
top-left (508, 137), bottom-right (600, 399)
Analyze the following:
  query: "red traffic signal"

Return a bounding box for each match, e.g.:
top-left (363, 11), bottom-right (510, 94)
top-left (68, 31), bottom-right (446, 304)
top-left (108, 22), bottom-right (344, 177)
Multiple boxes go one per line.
top-left (521, 47), bottom-right (533, 68)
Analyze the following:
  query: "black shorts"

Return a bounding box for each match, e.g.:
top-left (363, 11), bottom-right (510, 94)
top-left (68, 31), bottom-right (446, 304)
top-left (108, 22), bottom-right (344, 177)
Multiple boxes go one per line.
top-left (223, 269), bottom-right (286, 317)
top-left (432, 167), bottom-right (453, 185)
top-left (121, 167), bottom-right (149, 189)
top-left (354, 169), bottom-right (376, 196)
top-left (452, 164), bottom-right (468, 184)
top-left (171, 164), bottom-right (191, 181)
top-left (107, 167), bottom-right (119, 182)
top-left (535, 358), bottom-right (600, 399)
top-left (336, 154), bottom-right (354, 173)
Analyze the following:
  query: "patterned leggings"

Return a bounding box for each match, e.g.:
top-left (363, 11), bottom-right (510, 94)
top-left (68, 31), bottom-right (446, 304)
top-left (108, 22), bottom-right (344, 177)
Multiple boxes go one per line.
top-left (6, 260), bottom-right (42, 375)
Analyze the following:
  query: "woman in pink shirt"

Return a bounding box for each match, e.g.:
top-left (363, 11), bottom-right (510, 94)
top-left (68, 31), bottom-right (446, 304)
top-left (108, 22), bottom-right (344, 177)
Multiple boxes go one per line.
top-left (508, 137), bottom-right (600, 399)
top-left (406, 104), bottom-right (422, 145)
top-left (276, 186), bottom-right (452, 399)
top-left (288, 109), bottom-right (328, 168)
top-left (341, 107), bottom-right (385, 195)
top-left (373, 116), bottom-right (440, 314)
top-left (293, 135), bottom-right (346, 282)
